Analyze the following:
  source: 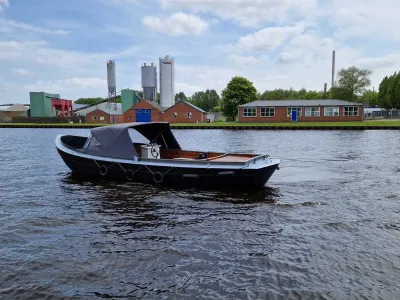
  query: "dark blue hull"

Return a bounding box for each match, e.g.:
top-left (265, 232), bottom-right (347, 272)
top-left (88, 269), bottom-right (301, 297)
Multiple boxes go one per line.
top-left (57, 147), bottom-right (279, 190)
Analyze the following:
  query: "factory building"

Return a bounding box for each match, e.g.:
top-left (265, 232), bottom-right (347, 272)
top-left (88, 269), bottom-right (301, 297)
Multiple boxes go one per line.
top-left (29, 92), bottom-right (73, 117)
top-left (238, 100), bottom-right (365, 123)
top-left (123, 100), bottom-right (164, 123)
top-left (163, 101), bottom-right (207, 123)
top-left (141, 63), bottom-right (157, 102)
top-left (159, 55), bottom-right (175, 108)
top-left (85, 102), bottom-right (123, 124)
top-left (0, 104), bottom-right (29, 122)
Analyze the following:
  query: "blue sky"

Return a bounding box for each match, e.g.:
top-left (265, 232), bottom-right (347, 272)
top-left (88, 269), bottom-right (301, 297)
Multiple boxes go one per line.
top-left (1, 0), bottom-right (400, 104)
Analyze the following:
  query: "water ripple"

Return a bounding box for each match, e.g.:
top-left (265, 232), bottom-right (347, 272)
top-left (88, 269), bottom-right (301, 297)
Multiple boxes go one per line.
top-left (1, 128), bottom-right (400, 299)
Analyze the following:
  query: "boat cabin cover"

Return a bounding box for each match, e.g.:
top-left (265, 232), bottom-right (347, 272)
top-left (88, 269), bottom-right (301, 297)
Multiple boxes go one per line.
top-left (81, 122), bottom-right (181, 160)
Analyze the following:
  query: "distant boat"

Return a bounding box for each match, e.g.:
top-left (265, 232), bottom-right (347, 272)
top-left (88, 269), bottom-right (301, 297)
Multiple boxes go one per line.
top-left (55, 122), bottom-right (280, 190)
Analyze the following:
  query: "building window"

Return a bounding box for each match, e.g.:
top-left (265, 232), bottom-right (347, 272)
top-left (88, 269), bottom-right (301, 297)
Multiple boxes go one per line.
top-left (344, 106), bottom-right (359, 116)
top-left (100, 116), bottom-right (105, 121)
top-left (173, 112), bottom-right (177, 118)
top-left (243, 107), bottom-right (257, 117)
top-left (128, 116), bottom-right (132, 120)
top-left (137, 110), bottom-right (142, 113)
top-left (92, 116), bottom-right (97, 120)
top-left (156, 115), bottom-right (159, 119)
top-left (186, 112), bottom-right (192, 118)
top-left (145, 110), bottom-right (149, 113)
top-left (305, 107), bottom-right (320, 117)
top-left (287, 107), bottom-right (302, 117)
top-left (324, 107), bottom-right (339, 116)
top-left (260, 107), bottom-right (275, 117)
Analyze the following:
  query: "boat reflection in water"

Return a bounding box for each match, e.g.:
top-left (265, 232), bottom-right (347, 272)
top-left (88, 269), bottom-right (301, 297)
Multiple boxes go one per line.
top-left (55, 122), bottom-right (280, 191)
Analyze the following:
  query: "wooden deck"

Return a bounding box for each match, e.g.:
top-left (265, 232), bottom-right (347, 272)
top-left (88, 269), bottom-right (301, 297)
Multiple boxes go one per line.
top-left (207, 154), bottom-right (255, 162)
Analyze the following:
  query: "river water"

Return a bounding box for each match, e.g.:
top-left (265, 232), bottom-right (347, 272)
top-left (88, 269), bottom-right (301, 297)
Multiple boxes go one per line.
top-left (0, 128), bottom-right (400, 299)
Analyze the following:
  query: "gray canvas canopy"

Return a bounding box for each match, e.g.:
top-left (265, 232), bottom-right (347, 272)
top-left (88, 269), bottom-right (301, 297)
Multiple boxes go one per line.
top-left (82, 122), bottom-right (181, 160)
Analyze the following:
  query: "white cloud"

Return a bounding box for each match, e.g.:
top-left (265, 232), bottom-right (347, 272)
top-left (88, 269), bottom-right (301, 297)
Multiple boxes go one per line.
top-left (228, 54), bottom-right (268, 66)
top-left (161, 0), bottom-right (317, 28)
top-left (143, 13), bottom-right (208, 36)
top-left (0, 19), bottom-right (69, 35)
top-left (0, 0), bottom-right (9, 10)
top-left (12, 68), bottom-right (31, 76)
top-left (322, 0), bottom-right (400, 41)
top-left (237, 23), bottom-right (307, 51)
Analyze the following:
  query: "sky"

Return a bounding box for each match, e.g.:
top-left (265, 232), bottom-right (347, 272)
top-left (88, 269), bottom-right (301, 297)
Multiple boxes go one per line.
top-left (1, 0), bottom-right (400, 104)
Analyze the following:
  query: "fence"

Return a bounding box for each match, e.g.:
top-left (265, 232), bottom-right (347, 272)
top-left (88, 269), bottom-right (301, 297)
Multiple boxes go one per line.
top-left (364, 109), bottom-right (400, 120)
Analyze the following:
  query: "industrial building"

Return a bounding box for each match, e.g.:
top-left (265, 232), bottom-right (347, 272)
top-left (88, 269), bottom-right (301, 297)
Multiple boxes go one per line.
top-left (159, 55), bottom-right (175, 108)
top-left (141, 63), bottom-right (157, 102)
top-left (29, 92), bottom-right (73, 118)
top-left (163, 101), bottom-right (207, 123)
top-left (237, 100), bottom-right (365, 123)
top-left (123, 100), bottom-right (164, 123)
top-left (123, 99), bottom-right (207, 123)
top-left (86, 103), bottom-right (123, 124)
top-left (0, 104), bottom-right (29, 122)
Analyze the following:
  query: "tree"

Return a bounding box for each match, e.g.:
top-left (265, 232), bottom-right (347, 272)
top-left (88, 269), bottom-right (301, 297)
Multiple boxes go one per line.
top-left (329, 87), bottom-right (355, 101)
top-left (175, 92), bottom-right (187, 103)
top-left (337, 66), bottom-right (372, 100)
top-left (75, 97), bottom-right (104, 105)
top-left (378, 76), bottom-right (390, 108)
top-left (360, 90), bottom-right (378, 107)
top-left (221, 76), bottom-right (258, 120)
top-left (188, 89), bottom-right (220, 111)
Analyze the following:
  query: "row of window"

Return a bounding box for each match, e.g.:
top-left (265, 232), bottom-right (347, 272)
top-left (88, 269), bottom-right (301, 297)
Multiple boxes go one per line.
top-left (243, 106), bottom-right (360, 118)
top-left (172, 112), bottom-right (192, 118)
top-left (136, 110), bottom-right (193, 119)
top-left (92, 116), bottom-right (105, 121)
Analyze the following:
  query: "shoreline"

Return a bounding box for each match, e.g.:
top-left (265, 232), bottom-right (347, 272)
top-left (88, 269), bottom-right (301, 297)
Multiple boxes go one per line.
top-left (1, 121), bottom-right (400, 130)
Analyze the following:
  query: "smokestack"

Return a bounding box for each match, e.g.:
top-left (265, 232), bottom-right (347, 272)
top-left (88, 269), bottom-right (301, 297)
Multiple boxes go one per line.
top-left (331, 50), bottom-right (336, 88)
top-left (324, 83), bottom-right (327, 93)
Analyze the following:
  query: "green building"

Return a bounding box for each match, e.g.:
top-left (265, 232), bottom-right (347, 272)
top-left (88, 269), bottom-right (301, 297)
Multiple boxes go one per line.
top-left (121, 89), bottom-right (140, 113)
top-left (30, 92), bottom-right (60, 117)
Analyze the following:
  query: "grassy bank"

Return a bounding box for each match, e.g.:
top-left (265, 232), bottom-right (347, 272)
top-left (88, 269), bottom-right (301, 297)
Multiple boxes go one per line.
top-left (171, 120), bottom-right (400, 127)
top-left (1, 120), bottom-right (400, 129)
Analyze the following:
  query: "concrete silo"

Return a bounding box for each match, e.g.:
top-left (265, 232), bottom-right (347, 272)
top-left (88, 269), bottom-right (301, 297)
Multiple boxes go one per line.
top-left (107, 60), bottom-right (117, 104)
top-left (159, 55), bottom-right (175, 108)
top-left (141, 63), bottom-right (157, 102)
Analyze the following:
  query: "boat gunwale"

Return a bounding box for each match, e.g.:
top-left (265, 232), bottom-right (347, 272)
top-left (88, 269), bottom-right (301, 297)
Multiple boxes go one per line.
top-left (56, 134), bottom-right (280, 169)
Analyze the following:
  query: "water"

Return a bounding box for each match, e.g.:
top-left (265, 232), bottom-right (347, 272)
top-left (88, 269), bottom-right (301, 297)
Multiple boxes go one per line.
top-left (1, 128), bottom-right (400, 299)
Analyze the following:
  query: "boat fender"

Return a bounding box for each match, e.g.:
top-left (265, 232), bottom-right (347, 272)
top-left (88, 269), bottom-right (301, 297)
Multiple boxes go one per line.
top-left (153, 171), bottom-right (164, 184)
top-left (125, 169), bottom-right (135, 180)
top-left (99, 165), bottom-right (108, 176)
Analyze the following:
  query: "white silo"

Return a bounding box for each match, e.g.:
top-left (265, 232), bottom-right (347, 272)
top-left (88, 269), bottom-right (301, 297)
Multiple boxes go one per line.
top-left (159, 55), bottom-right (175, 108)
top-left (141, 63), bottom-right (157, 102)
top-left (107, 60), bottom-right (117, 105)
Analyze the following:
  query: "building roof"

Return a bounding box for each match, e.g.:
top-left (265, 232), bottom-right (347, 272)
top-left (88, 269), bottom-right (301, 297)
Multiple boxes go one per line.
top-left (164, 101), bottom-right (206, 113)
top-left (238, 99), bottom-right (364, 107)
top-left (97, 103), bottom-right (122, 115)
top-left (181, 101), bottom-right (206, 113)
top-left (143, 100), bottom-right (166, 112)
top-left (77, 102), bottom-right (122, 116)
top-left (3, 104), bottom-right (29, 111)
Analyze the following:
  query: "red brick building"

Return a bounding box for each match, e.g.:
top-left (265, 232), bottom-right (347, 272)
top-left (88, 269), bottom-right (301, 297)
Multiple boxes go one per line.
top-left (86, 103), bottom-right (124, 124)
top-left (163, 101), bottom-right (207, 123)
top-left (123, 100), bottom-right (164, 123)
top-left (238, 100), bottom-right (365, 123)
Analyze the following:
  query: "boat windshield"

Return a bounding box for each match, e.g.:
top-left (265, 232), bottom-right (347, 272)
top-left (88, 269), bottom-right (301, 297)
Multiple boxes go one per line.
top-left (128, 128), bottom-right (149, 145)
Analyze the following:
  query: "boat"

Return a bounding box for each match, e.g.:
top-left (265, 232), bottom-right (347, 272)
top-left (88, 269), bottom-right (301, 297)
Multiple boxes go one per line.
top-left (55, 122), bottom-right (280, 190)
